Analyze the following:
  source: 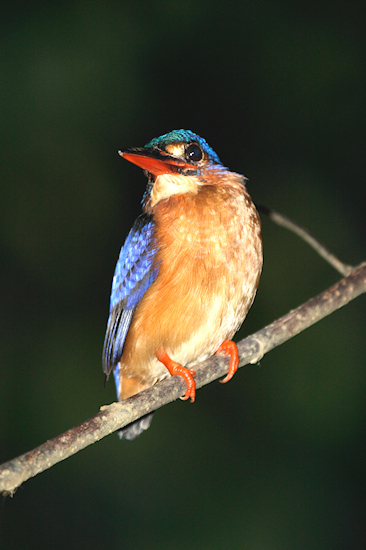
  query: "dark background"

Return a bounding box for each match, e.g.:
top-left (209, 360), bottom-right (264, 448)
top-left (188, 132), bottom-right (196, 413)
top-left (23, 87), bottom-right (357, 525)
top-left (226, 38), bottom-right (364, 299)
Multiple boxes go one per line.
top-left (1, 2), bottom-right (365, 549)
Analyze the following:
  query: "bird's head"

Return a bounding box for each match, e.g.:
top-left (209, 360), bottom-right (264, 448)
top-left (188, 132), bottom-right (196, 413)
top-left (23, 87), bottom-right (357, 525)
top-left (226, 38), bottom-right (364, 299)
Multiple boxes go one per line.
top-left (119, 130), bottom-right (244, 211)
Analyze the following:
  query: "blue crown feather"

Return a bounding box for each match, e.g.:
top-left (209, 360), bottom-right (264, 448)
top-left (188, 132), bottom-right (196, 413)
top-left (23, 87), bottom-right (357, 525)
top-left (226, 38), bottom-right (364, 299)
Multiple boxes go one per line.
top-left (145, 129), bottom-right (222, 165)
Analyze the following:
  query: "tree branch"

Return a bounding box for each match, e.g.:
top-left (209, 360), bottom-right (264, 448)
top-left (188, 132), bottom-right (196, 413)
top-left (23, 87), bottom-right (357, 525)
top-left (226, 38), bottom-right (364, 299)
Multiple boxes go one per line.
top-left (256, 204), bottom-right (354, 276)
top-left (1, 261), bottom-right (365, 497)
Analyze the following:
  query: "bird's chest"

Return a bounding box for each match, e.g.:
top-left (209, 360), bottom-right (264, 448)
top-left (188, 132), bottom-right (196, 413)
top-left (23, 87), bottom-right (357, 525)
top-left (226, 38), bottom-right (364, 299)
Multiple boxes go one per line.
top-left (154, 186), bottom-right (256, 275)
top-left (126, 185), bottom-right (262, 372)
top-left (142, 185), bottom-right (262, 365)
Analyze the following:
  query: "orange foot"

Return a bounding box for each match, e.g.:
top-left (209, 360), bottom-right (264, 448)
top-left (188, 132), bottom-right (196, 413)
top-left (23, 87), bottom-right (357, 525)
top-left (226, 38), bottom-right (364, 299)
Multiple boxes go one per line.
top-left (215, 340), bottom-right (239, 384)
top-left (156, 349), bottom-right (196, 403)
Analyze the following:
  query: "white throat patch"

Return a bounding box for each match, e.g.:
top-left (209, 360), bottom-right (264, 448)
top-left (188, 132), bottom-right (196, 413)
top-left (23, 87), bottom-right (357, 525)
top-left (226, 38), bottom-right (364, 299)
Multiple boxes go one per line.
top-left (150, 173), bottom-right (199, 207)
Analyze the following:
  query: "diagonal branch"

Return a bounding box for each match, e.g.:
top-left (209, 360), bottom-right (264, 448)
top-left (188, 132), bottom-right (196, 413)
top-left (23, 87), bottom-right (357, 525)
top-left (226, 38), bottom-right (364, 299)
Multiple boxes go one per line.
top-left (1, 261), bottom-right (365, 497)
top-left (256, 204), bottom-right (354, 276)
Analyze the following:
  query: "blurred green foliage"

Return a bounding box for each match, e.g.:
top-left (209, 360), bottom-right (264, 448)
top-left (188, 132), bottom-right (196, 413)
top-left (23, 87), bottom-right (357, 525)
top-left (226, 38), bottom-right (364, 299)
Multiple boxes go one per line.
top-left (1, 2), bottom-right (365, 549)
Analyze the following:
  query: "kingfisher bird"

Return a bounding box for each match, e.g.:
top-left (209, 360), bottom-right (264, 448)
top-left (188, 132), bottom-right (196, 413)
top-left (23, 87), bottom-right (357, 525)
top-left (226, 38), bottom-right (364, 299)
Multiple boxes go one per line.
top-left (102, 129), bottom-right (263, 439)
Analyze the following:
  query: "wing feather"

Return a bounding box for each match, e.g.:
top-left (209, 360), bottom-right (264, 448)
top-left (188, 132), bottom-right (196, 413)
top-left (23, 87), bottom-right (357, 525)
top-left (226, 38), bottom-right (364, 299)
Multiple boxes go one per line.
top-left (102, 213), bottom-right (158, 376)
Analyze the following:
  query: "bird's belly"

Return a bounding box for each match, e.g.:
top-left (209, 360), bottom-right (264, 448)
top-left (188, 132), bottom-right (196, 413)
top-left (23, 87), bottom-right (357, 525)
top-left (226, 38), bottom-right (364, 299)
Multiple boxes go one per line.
top-left (120, 239), bottom-right (261, 385)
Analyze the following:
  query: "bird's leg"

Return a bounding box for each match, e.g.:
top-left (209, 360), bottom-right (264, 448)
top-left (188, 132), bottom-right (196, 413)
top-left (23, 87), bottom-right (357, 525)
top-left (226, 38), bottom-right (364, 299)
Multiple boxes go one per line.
top-left (215, 340), bottom-right (239, 383)
top-left (156, 349), bottom-right (196, 403)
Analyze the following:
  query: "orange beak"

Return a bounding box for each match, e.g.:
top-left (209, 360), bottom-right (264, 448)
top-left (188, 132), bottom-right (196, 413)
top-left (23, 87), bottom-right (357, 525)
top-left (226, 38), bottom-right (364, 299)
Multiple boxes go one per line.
top-left (119, 148), bottom-right (196, 176)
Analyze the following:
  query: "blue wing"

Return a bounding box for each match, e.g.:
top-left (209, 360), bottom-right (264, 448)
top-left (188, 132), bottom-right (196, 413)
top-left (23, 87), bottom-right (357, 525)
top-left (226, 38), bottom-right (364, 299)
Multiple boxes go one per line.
top-left (102, 213), bottom-right (159, 378)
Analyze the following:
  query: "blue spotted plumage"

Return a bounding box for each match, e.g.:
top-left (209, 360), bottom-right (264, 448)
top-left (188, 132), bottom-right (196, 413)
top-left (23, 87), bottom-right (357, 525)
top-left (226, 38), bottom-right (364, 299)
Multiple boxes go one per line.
top-left (102, 213), bottom-right (159, 379)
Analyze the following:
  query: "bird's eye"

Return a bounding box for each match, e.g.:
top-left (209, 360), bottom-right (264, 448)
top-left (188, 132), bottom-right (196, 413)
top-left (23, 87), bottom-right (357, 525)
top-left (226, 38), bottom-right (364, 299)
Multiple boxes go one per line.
top-left (185, 143), bottom-right (203, 163)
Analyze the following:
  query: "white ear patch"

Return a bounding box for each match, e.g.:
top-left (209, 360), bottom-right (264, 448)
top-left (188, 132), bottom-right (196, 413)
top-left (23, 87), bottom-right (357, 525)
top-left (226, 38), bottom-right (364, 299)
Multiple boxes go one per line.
top-left (150, 174), bottom-right (199, 207)
top-left (164, 143), bottom-right (186, 157)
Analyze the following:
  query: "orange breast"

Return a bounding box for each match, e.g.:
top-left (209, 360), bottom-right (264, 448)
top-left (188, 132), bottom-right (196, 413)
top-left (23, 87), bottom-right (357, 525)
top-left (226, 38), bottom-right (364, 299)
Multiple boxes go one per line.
top-left (117, 182), bottom-right (262, 400)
